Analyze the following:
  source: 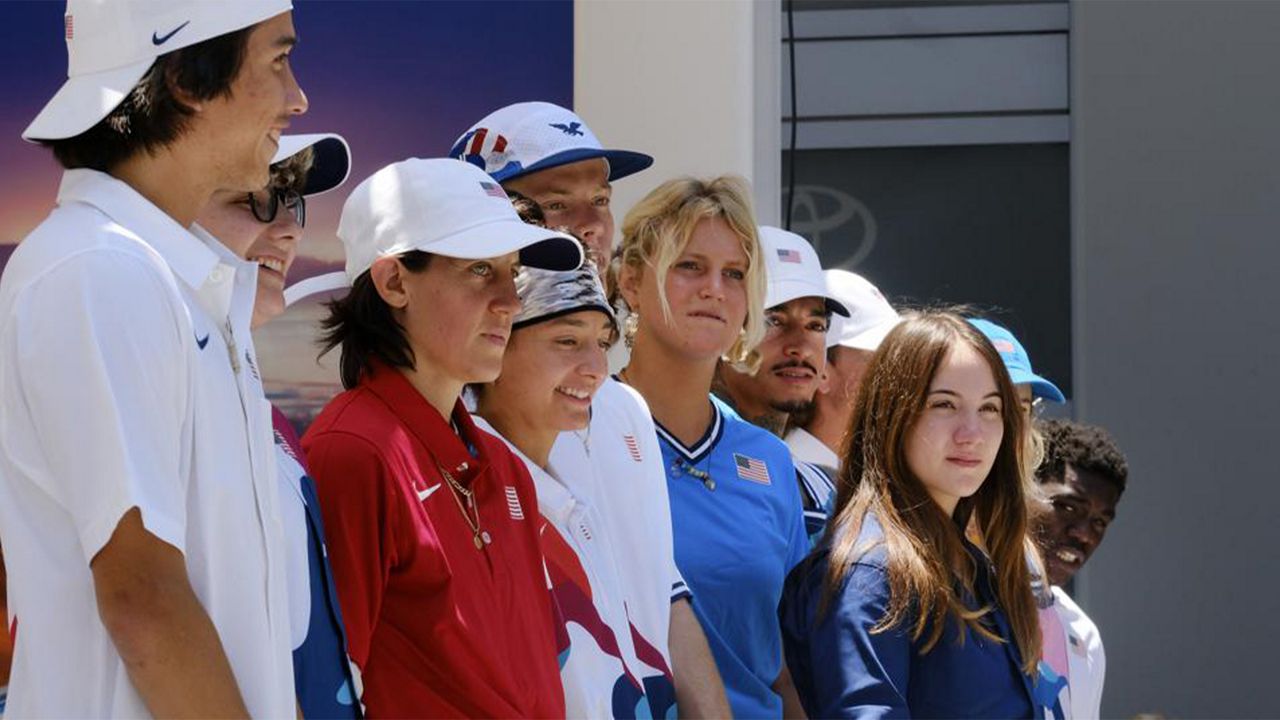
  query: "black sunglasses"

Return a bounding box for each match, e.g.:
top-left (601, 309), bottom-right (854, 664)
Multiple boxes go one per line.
top-left (248, 189), bottom-right (306, 228)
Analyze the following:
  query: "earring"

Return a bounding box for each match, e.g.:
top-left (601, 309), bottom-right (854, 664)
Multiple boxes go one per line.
top-left (624, 311), bottom-right (640, 349)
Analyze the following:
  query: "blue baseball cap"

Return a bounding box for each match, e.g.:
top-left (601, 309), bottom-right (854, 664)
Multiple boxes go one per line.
top-left (968, 318), bottom-right (1065, 402)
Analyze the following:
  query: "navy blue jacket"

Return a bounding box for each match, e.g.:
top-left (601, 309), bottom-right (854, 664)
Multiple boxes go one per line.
top-left (779, 514), bottom-right (1039, 719)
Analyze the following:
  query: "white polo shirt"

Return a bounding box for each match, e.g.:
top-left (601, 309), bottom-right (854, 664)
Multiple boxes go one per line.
top-left (478, 379), bottom-right (687, 718)
top-left (0, 169), bottom-right (295, 718)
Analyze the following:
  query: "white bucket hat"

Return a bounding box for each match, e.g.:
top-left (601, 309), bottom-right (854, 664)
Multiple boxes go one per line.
top-left (24, 0), bottom-right (292, 142)
top-left (824, 269), bottom-right (900, 351)
top-left (284, 158), bottom-right (583, 307)
top-left (759, 226), bottom-right (849, 317)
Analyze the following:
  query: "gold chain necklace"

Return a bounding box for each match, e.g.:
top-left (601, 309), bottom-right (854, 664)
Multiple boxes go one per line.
top-left (438, 464), bottom-right (490, 550)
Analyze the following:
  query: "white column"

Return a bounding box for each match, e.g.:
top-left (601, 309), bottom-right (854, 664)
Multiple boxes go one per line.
top-left (574, 0), bottom-right (781, 227)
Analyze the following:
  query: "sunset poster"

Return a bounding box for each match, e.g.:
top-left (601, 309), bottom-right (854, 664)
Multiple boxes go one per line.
top-left (0, 1), bottom-right (574, 434)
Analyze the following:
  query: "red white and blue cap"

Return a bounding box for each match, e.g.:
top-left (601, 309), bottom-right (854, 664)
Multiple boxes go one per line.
top-left (758, 226), bottom-right (849, 317)
top-left (284, 158), bottom-right (582, 307)
top-left (24, 0), bottom-right (292, 141)
top-left (448, 101), bottom-right (653, 183)
top-left (271, 133), bottom-right (351, 197)
top-left (968, 318), bottom-right (1065, 402)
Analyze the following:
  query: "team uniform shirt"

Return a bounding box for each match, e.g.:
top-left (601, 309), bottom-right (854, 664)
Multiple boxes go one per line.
top-left (0, 169), bottom-right (295, 718)
top-left (478, 391), bottom-right (685, 718)
top-left (272, 409), bottom-right (361, 719)
top-left (1036, 586), bottom-right (1106, 719)
top-left (512, 377), bottom-right (686, 718)
top-left (303, 362), bottom-right (564, 718)
top-left (779, 513), bottom-right (1040, 719)
top-left (654, 394), bottom-right (809, 719)
top-left (794, 460), bottom-right (837, 545)
top-left (785, 427), bottom-right (840, 471)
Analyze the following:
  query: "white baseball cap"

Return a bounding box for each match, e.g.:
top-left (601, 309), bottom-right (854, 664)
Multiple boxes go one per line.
top-left (24, 0), bottom-right (292, 142)
top-left (284, 158), bottom-right (582, 307)
top-left (272, 133), bottom-right (351, 197)
top-left (759, 226), bottom-right (849, 317)
top-left (448, 101), bottom-right (653, 183)
top-left (825, 269), bottom-right (900, 350)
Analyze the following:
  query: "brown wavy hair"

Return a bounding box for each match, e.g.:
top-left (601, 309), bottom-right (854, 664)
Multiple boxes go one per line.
top-left (820, 310), bottom-right (1042, 675)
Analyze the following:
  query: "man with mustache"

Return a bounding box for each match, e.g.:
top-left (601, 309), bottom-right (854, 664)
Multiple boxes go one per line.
top-left (714, 226), bottom-right (849, 543)
top-left (1032, 419), bottom-right (1128, 719)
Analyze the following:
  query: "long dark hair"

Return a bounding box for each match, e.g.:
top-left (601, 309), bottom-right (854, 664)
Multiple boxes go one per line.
top-left (318, 251), bottom-right (432, 389)
top-left (821, 310), bottom-right (1042, 675)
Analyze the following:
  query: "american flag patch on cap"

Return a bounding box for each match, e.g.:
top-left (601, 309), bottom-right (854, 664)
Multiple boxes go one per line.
top-left (623, 434), bottom-right (642, 462)
top-left (734, 453), bottom-right (771, 484)
top-left (505, 485), bottom-right (525, 520)
top-left (480, 181), bottom-right (507, 199)
top-left (776, 248), bottom-right (802, 264)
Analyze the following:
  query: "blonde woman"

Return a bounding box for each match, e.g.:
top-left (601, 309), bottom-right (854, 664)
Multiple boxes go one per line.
top-left (616, 177), bottom-right (810, 718)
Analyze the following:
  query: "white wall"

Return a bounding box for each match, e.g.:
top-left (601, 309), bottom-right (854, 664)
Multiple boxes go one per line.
top-left (575, 0), bottom-right (780, 227)
top-left (1072, 1), bottom-right (1280, 716)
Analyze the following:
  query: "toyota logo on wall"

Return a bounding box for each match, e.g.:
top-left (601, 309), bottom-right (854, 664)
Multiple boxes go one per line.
top-left (783, 185), bottom-right (877, 268)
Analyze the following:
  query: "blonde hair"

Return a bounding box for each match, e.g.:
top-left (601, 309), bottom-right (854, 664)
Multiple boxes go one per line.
top-left (616, 176), bottom-right (767, 372)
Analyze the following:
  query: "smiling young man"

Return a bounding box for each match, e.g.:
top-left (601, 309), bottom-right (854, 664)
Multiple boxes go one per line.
top-left (1032, 419), bottom-right (1128, 719)
top-left (0, 2), bottom-right (307, 717)
top-left (714, 226), bottom-right (849, 542)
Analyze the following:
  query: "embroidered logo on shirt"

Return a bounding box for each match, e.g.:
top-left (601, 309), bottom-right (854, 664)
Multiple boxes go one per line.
top-left (479, 181), bottom-right (507, 199)
top-left (505, 485), bottom-right (525, 520)
top-left (623, 434), bottom-right (643, 462)
top-left (417, 483), bottom-right (441, 502)
top-left (195, 332), bottom-right (211, 350)
top-left (734, 453), bottom-right (771, 485)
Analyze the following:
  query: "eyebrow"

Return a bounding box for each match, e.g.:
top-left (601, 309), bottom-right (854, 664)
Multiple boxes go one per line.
top-left (928, 389), bottom-right (1002, 399)
top-left (273, 34), bottom-right (298, 50)
top-left (540, 183), bottom-right (611, 197)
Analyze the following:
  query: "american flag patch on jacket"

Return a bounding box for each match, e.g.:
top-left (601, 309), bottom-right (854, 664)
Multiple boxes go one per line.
top-left (623, 434), bottom-right (643, 462)
top-left (505, 485), bottom-right (525, 520)
top-left (480, 181), bottom-right (507, 199)
top-left (734, 454), bottom-right (771, 484)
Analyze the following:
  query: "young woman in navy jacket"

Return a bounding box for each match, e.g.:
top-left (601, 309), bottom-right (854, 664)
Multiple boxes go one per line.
top-left (780, 311), bottom-right (1047, 718)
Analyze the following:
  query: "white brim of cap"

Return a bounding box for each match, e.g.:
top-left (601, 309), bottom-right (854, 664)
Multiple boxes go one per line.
top-left (284, 271), bottom-right (349, 308)
top-left (23, 57), bottom-right (153, 142)
top-left (829, 317), bottom-right (900, 350)
top-left (767, 278), bottom-right (851, 317)
top-left (412, 217), bottom-right (582, 271)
